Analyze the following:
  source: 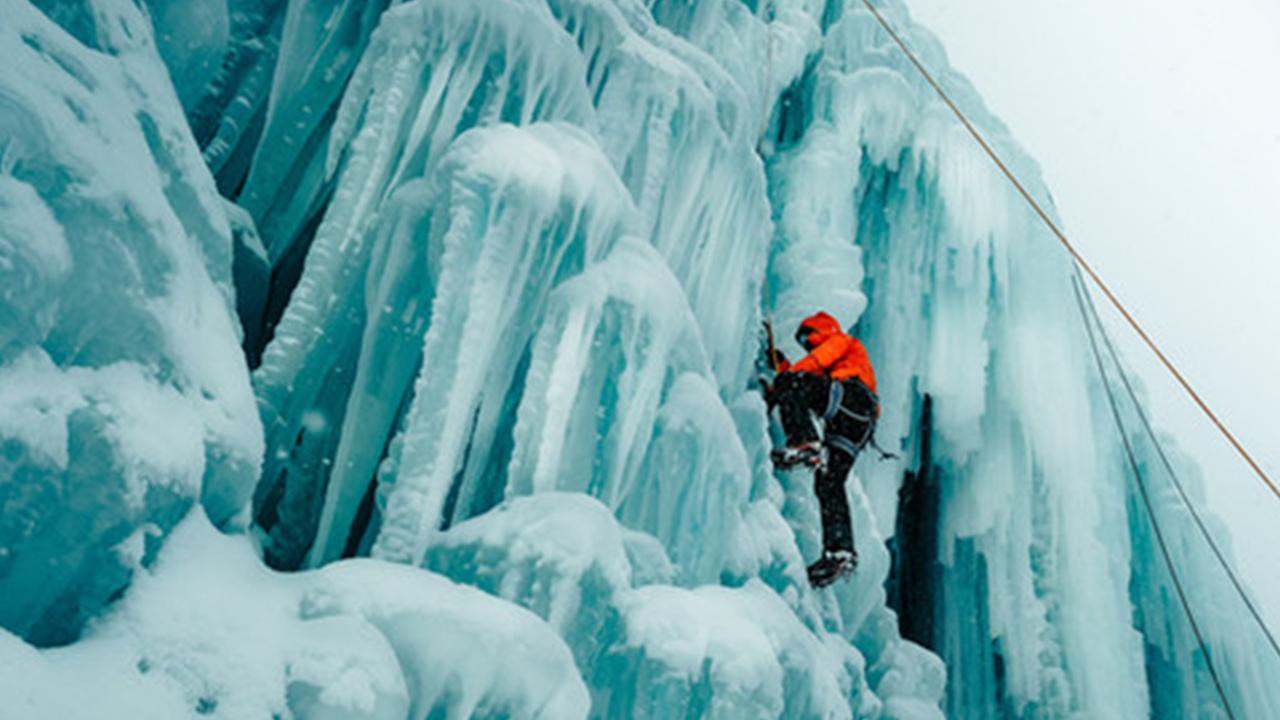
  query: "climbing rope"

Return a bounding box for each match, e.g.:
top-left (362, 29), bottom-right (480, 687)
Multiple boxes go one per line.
top-left (1075, 271), bottom-right (1280, 661)
top-left (852, 2), bottom-right (1277, 705)
top-left (1073, 272), bottom-right (1239, 719)
top-left (857, 0), bottom-right (1280, 506)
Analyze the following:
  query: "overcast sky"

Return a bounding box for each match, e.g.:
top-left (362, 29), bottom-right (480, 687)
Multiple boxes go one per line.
top-left (901, 0), bottom-right (1280, 628)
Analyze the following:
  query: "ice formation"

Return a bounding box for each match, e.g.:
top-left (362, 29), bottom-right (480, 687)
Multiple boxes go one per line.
top-left (1, 0), bottom-right (1277, 718)
top-left (0, 0), bottom-right (262, 647)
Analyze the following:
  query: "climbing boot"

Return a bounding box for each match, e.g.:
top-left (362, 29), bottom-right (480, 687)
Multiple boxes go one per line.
top-left (770, 441), bottom-right (825, 470)
top-left (806, 549), bottom-right (857, 588)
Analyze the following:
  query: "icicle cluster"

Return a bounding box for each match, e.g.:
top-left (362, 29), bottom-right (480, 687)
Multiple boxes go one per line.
top-left (2, 0), bottom-right (1276, 718)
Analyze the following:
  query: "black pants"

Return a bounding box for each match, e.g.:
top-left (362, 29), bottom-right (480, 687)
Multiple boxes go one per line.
top-left (774, 372), bottom-right (877, 554)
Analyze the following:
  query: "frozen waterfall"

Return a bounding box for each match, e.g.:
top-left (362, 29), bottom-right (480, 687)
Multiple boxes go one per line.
top-left (1, 0), bottom-right (1277, 718)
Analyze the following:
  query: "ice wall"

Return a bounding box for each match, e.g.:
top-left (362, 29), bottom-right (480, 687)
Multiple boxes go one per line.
top-left (3, 0), bottom-right (1278, 717)
top-left (239, 1), bottom-right (941, 714)
top-left (761, 5), bottom-right (1280, 719)
top-left (1079, 297), bottom-right (1280, 720)
top-left (767, 9), bottom-right (1149, 718)
top-left (0, 0), bottom-right (262, 645)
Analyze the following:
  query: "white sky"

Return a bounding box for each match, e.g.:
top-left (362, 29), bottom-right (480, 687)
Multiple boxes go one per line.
top-left (901, 0), bottom-right (1280, 630)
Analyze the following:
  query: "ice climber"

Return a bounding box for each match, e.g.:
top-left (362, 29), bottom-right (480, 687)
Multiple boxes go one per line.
top-left (766, 311), bottom-right (879, 589)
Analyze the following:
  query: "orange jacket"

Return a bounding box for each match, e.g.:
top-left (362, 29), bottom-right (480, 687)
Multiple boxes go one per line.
top-left (781, 312), bottom-right (877, 394)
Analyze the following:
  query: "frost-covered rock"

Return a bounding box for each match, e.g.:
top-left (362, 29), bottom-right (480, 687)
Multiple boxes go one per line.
top-left (0, 510), bottom-right (587, 720)
top-left (0, 0), bottom-right (261, 645)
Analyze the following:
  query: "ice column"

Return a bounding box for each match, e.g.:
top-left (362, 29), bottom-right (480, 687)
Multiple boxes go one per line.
top-left (251, 0), bottom-right (598, 569)
top-left (368, 123), bottom-right (635, 567)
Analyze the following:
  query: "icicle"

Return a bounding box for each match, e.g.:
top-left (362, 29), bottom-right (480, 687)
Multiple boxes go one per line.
top-left (368, 122), bottom-right (633, 567)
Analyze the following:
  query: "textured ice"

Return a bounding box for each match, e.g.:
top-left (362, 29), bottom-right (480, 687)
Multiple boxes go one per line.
top-left (236, 0), bottom-right (393, 252)
top-left (504, 237), bottom-right (751, 585)
top-left (3, 0), bottom-right (1279, 717)
top-left (367, 122), bottom-right (634, 568)
top-left (0, 510), bottom-right (587, 720)
top-left (250, 0), bottom-right (606, 569)
top-left (426, 492), bottom-right (883, 720)
top-left (0, 0), bottom-right (261, 646)
top-left (776, 9), bottom-right (1149, 717)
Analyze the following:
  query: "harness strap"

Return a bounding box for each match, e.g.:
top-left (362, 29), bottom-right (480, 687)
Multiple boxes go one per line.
top-left (837, 406), bottom-right (874, 423)
top-left (826, 378), bottom-right (896, 460)
top-left (827, 434), bottom-right (861, 458)
top-left (824, 380), bottom-right (844, 421)
top-left (868, 436), bottom-right (899, 461)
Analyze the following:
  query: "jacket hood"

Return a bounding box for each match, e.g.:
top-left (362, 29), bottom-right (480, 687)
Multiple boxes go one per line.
top-left (798, 311), bottom-right (842, 345)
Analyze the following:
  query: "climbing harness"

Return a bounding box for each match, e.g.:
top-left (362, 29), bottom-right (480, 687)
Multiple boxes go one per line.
top-left (824, 380), bottom-right (897, 461)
